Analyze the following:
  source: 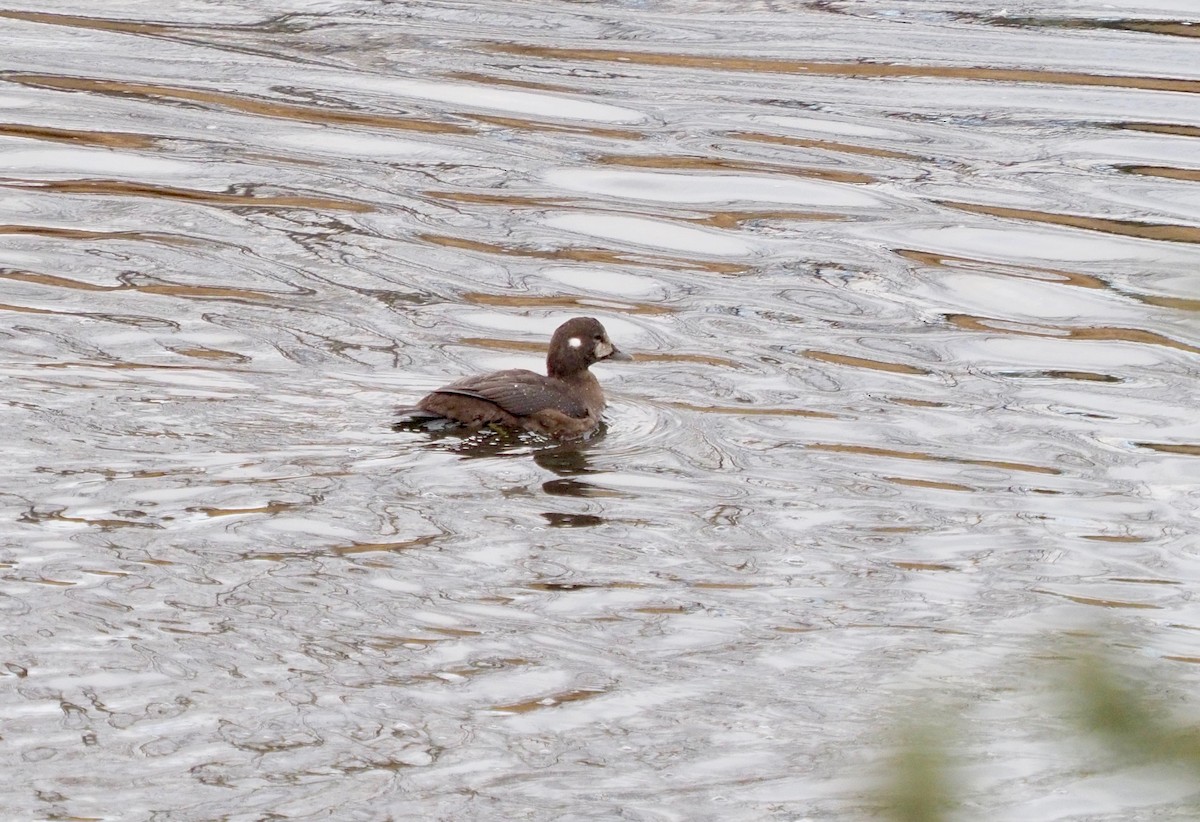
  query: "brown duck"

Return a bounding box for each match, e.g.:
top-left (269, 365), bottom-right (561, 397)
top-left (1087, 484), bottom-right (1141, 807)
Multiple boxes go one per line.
top-left (396, 316), bottom-right (631, 439)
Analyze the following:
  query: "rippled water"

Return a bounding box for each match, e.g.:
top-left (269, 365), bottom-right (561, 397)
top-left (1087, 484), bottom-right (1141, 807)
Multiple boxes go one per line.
top-left (3, 1), bottom-right (1199, 819)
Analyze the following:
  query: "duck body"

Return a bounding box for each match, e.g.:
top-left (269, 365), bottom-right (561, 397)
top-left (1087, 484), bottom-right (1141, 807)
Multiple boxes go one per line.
top-left (396, 317), bottom-right (630, 440)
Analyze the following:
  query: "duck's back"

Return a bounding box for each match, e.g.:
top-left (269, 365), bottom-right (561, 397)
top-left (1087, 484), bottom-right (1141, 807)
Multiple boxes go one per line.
top-left (405, 368), bottom-right (605, 437)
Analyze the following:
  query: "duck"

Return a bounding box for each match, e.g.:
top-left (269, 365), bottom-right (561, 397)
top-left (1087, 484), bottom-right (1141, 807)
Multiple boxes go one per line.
top-left (395, 316), bottom-right (631, 439)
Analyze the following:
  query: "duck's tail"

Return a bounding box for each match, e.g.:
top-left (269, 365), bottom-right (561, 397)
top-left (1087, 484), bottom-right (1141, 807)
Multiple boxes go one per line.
top-left (393, 407), bottom-right (456, 432)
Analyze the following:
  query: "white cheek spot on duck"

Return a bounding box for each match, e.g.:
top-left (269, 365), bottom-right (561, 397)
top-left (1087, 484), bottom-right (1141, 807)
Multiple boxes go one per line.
top-left (568, 337), bottom-right (583, 348)
top-left (595, 339), bottom-right (614, 358)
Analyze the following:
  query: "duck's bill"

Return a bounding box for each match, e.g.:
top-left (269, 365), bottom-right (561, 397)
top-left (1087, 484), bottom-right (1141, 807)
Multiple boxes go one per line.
top-left (605, 347), bottom-right (633, 362)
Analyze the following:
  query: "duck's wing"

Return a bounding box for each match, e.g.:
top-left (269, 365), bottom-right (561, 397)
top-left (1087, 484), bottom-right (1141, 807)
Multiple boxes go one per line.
top-left (430, 369), bottom-right (590, 419)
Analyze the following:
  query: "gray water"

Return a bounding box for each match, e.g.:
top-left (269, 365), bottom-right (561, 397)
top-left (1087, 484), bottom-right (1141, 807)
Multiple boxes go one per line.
top-left (2, 1), bottom-right (1200, 819)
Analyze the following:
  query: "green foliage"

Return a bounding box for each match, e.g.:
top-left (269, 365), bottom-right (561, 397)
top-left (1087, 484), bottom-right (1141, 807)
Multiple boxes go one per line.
top-left (872, 637), bottom-right (1200, 821)
top-left (876, 721), bottom-right (957, 822)
top-left (1064, 648), bottom-right (1200, 770)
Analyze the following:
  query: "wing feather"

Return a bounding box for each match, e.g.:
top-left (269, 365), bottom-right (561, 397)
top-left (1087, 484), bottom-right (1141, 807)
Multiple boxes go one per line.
top-left (429, 369), bottom-right (590, 418)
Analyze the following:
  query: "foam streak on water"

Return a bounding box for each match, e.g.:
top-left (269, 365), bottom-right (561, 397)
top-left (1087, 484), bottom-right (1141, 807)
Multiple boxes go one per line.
top-left (2, 1), bottom-right (1199, 819)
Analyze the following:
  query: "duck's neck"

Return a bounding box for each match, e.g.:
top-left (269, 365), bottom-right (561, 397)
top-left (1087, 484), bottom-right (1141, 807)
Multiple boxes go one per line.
top-left (548, 364), bottom-right (596, 384)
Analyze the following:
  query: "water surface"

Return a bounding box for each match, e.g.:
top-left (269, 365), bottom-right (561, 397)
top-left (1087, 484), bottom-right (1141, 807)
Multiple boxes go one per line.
top-left (2, 1), bottom-right (1200, 819)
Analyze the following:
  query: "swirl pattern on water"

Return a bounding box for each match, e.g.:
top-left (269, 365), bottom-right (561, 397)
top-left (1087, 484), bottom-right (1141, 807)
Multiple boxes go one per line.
top-left (2, 1), bottom-right (1200, 820)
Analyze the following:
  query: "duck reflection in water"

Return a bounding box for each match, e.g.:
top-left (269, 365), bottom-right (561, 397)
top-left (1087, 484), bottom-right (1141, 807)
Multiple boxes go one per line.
top-left (395, 316), bottom-right (631, 440)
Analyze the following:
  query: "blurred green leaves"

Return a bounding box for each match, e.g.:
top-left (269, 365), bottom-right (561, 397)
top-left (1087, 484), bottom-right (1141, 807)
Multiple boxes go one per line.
top-left (877, 721), bottom-right (958, 822)
top-left (872, 635), bottom-right (1200, 821)
top-left (1063, 648), bottom-right (1200, 770)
